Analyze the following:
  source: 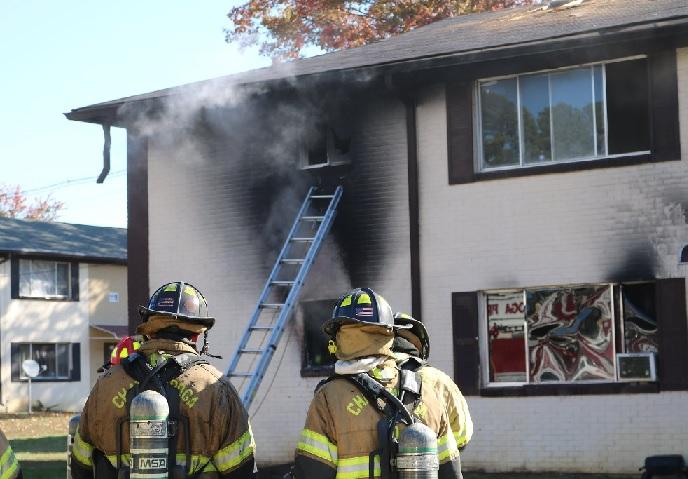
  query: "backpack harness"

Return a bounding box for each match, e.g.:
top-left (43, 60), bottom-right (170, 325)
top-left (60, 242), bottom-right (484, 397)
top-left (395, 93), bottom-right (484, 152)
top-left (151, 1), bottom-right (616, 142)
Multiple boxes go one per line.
top-left (318, 358), bottom-right (427, 479)
top-left (116, 352), bottom-right (208, 478)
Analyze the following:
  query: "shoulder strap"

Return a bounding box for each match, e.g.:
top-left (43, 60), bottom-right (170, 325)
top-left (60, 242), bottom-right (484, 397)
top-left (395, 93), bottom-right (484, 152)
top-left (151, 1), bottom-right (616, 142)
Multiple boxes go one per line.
top-left (341, 373), bottom-right (414, 426)
top-left (121, 352), bottom-right (207, 476)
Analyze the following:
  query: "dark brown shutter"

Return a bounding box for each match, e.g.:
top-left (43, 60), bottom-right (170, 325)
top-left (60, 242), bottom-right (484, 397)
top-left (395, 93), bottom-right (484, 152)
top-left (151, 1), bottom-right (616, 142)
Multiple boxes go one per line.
top-left (70, 262), bottom-right (79, 301)
top-left (452, 292), bottom-right (480, 395)
top-left (11, 344), bottom-right (21, 382)
top-left (70, 343), bottom-right (81, 382)
top-left (10, 256), bottom-right (19, 299)
top-left (649, 50), bottom-right (681, 163)
top-left (446, 82), bottom-right (475, 184)
top-left (656, 278), bottom-right (688, 390)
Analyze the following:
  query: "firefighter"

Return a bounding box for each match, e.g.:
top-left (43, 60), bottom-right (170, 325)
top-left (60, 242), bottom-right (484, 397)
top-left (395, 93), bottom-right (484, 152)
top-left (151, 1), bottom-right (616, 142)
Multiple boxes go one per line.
top-left (0, 428), bottom-right (21, 479)
top-left (393, 313), bottom-right (473, 450)
top-left (71, 281), bottom-right (256, 479)
top-left (294, 287), bottom-right (462, 479)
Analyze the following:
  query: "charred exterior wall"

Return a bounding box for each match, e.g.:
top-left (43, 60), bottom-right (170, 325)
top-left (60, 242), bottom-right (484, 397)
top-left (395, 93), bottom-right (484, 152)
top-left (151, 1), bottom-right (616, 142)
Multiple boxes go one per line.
top-left (416, 47), bottom-right (688, 473)
top-left (146, 87), bottom-right (410, 463)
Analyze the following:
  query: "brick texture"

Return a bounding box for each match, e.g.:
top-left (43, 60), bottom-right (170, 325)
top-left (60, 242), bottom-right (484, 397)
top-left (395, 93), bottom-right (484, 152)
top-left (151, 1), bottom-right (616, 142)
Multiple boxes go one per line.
top-left (415, 48), bottom-right (688, 473)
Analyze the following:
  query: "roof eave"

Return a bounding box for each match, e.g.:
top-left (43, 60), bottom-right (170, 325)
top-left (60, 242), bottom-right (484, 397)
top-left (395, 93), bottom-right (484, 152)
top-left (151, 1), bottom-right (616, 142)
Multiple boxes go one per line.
top-left (65, 15), bottom-right (688, 127)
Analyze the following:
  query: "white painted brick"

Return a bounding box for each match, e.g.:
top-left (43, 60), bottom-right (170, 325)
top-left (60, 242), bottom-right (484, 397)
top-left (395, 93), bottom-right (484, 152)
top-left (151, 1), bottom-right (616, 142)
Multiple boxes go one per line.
top-left (415, 48), bottom-right (688, 473)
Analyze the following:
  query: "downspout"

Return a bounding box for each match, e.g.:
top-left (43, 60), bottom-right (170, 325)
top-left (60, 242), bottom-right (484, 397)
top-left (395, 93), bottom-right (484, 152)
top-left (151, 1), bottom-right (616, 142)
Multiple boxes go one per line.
top-left (97, 124), bottom-right (112, 184)
top-left (386, 75), bottom-right (422, 320)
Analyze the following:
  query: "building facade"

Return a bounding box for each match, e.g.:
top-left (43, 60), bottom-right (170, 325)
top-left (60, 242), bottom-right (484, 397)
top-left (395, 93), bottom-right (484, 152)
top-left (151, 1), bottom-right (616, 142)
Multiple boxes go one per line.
top-left (67, 0), bottom-right (688, 472)
top-left (0, 218), bottom-right (127, 412)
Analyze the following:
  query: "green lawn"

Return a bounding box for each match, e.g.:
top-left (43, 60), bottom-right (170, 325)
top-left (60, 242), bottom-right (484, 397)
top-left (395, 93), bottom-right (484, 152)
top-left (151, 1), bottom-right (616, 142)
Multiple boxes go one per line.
top-left (10, 436), bottom-right (67, 479)
top-left (7, 438), bottom-right (640, 479)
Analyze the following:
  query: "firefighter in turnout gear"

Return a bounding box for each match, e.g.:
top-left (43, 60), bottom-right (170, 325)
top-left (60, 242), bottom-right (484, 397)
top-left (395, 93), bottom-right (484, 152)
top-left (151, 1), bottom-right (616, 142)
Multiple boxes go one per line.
top-left (294, 288), bottom-right (462, 479)
top-left (71, 281), bottom-right (256, 479)
top-left (393, 313), bottom-right (473, 451)
top-left (0, 428), bottom-right (21, 479)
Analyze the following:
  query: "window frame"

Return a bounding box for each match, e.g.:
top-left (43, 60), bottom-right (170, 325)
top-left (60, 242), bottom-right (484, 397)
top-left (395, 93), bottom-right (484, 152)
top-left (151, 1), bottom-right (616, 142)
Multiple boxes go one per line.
top-left (475, 55), bottom-right (650, 173)
top-left (11, 256), bottom-right (79, 301)
top-left (478, 282), bottom-right (656, 389)
top-left (12, 342), bottom-right (74, 382)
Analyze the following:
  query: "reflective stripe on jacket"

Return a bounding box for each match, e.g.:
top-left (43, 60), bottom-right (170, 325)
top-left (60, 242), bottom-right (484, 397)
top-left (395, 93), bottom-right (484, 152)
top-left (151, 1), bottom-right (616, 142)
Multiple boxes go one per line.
top-left (416, 365), bottom-right (473, 448)
top-left (72, 339), bottom-right (256, 479)
top-left (294, 358), bottom-right (461, 479)
top-left (0, 429), bottom-right (20, 479)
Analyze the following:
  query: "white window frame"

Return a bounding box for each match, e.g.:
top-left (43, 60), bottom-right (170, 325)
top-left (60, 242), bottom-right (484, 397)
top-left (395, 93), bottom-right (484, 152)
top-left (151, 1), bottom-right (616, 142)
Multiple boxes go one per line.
top-left (16, 342), bottom-right (72, 380)
top-left (19, 258), bottom-right (71, 299)
top-left (475, 55), bottom-right (650, 172)
top-left (480, 283), bottom-right (620, 388)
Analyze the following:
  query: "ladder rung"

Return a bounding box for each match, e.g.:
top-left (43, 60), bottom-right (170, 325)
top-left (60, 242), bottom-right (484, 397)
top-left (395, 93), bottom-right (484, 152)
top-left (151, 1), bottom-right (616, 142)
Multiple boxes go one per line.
top-left (310, 195), bottom-right (334, 199)
top-left (250, 326), bottom-right (274, 331)
top-left (271, 280), bottom-right (295, 286)
top-left (229, 372), bottom-right (253, 377)
top-left (281, 258), bottom-right (305, 264)
top-left (240, 349), bottom-right (264, 354)
top-left (260, 303), bottom-right (284, 309)
top-left (291, 237), bottom-right (315, 242)
top-left (302, 216), bottom-right (325, 221)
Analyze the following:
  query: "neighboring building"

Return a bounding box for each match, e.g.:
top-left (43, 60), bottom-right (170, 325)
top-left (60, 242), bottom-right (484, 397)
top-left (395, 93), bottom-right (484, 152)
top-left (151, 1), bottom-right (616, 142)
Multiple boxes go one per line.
top-left (66, 0), bottom-right (688, 473)
top-left (0, 217), bottom-right (127, 412)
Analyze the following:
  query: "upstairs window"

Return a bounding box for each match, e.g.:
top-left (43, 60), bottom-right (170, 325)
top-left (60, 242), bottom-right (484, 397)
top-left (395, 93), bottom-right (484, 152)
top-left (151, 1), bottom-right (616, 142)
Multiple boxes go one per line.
top-left (477, 57), bottom-right (650, 171)
top-left (12, 257), bottom-right (79, 300)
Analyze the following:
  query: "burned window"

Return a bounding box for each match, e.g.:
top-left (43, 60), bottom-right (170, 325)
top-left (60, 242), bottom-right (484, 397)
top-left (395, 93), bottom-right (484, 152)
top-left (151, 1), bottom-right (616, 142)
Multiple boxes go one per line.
top-left (301, 299), bottom-right (337, 376)
top-left (483, 282), bottom-right (658, 386)
top-left (305, 123), bottom-right (329, 167)
top-left (477, 57), bottom-right (650, 171)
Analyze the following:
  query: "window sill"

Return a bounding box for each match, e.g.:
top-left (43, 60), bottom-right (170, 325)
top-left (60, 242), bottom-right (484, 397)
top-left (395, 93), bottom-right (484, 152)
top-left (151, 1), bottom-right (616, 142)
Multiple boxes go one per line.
top-left (12, 378), bottom-right (75, 383)
top-left (14, 296), bottom-right (77, 302)
top-left (473, 153), bottom-right (662, 182)
top-left (480, 381), bottom-right (659, 397)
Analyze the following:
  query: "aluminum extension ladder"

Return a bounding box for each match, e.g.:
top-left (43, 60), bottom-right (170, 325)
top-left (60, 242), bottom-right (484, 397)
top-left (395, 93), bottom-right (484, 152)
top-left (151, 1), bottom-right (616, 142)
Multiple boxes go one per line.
top-left (226, 185), bottom-right (343, 408)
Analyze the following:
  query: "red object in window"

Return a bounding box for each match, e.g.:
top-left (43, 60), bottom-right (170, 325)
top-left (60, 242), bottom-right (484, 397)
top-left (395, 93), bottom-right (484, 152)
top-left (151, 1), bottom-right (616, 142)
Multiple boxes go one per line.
top-left (491, 337), bottom-right (526, 379)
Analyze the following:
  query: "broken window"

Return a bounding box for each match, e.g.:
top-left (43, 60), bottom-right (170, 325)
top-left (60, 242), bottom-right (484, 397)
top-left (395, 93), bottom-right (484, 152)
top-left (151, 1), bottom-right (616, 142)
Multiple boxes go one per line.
top-left (300, 299), bottom-right (337, 375)
top-left (477, 57), bottom-right (650, 171)
top-left (483, 282), bottom-right (658, 386)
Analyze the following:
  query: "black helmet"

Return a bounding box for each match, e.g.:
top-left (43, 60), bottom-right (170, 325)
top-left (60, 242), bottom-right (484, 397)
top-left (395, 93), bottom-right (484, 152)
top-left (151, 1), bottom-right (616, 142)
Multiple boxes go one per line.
top-left (323, 287), bottom-right (403, 336)
top-left (394, 312), bottom-right (430, 360)
top-left (138, 281), bottom-right (215, 329)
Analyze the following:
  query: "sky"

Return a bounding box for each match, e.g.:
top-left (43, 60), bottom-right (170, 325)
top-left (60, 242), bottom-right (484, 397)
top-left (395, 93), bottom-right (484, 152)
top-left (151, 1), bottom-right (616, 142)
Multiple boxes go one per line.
top-left (0, 1), bottom-right (271, 228)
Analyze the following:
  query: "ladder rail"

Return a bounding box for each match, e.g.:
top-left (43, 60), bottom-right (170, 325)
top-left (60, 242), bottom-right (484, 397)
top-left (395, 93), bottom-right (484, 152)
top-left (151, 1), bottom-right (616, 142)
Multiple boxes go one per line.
top-left (225, 187), bottom-right (316, 376)
top-left (240, 186), bottom-right (343, 406)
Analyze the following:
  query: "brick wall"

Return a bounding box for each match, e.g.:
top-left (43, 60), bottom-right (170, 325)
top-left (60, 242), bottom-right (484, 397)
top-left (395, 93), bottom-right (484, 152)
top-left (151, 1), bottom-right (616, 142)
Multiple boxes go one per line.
top-left (416, 48), bottom-right (688, 473)
top-left (147, 92), bottom-right (411, 463)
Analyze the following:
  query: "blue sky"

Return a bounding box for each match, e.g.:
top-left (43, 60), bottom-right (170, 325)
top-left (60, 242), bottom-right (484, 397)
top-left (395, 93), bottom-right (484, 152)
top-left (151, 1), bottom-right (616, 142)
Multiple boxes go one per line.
top-left (0, 1), bottom-right (270, 228)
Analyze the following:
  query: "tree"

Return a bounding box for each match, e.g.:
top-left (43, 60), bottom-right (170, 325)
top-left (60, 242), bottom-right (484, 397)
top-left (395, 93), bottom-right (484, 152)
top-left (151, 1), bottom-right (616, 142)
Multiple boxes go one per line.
top-left (227, 0), bottom-right (535, 59)
top-left (0, 185), bottom-right (64, 221)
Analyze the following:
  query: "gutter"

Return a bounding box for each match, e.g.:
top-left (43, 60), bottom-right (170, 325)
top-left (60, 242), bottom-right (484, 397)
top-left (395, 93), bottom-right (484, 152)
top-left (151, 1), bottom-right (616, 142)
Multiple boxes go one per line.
top-left (97, 124), bottom-right (111, 184)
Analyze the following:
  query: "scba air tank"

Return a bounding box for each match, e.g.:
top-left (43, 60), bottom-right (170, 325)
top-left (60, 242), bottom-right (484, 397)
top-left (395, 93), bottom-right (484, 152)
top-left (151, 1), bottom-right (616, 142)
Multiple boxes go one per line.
top-left (130, 390), bottom-right (169, 479)
top-left (395, 422), bottom-right (439, 479)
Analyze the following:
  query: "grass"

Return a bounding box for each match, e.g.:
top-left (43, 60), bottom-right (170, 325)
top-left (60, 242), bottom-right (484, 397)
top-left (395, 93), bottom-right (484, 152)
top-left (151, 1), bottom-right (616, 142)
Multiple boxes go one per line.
top-left (10, 435), bottom-right (67, 479)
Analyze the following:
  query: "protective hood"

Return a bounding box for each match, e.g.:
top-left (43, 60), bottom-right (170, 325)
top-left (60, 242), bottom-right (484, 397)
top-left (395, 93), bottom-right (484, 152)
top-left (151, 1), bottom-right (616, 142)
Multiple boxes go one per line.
top-left (335, 323), bottom-right (396, 361)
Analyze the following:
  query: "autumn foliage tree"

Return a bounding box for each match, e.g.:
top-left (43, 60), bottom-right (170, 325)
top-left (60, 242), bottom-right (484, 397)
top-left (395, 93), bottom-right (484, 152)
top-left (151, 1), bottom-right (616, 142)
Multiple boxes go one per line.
top-left (227, 0), bottom-right (535, 59)
top-left (0, 185), bottom-right (64, 221)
